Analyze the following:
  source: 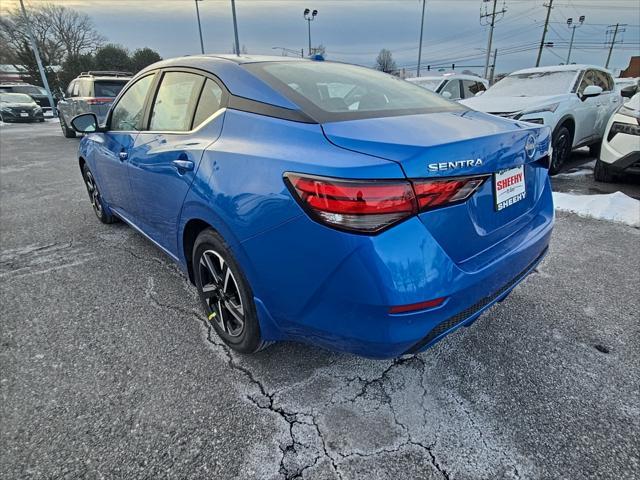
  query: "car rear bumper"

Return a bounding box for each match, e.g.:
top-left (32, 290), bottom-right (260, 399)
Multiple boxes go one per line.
top-left (242, 175), bottom-right (554, 358)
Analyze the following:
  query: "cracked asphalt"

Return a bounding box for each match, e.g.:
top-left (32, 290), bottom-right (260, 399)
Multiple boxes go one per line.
top-left (1, 121), bottom-right (639, 480)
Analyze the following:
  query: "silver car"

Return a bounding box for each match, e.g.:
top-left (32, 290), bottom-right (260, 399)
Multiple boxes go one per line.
top-left (57, 71), bottom-right (131, 138)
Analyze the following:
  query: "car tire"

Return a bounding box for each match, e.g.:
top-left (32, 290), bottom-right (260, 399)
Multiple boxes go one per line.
top-left (81, 163), bottom-right (116, 224)
top-left (594, 159), bottom-right (615, 183)
top-left (60, 115), bottom-right (76, 138)
top-left (38, 118), bottom-right (45, 123)
top-left (549, 125), bottom-right (572, 175)
top-left (589, 141), bottom-right (602, 158)
top-left (193, 228), bottom-right (271, 354)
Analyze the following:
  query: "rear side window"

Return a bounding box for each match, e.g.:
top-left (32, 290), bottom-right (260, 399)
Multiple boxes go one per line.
top-left (244, 61), bottom-right (462, 123)
top-left (66, 81), bottom-right (76, 97)
top-left (78, 79), bottom-right (91, 97)
top-left (149, 72), bottom-right (204, 131)
top-left (111, 74), bottom-right (154, 131)
top-left (192, 79), bottom-right (223, 128)
top-left (94, 81), bottom-right (128, 98)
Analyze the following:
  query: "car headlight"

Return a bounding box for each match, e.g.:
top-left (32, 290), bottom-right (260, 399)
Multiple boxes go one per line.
top-left (517, 103), bottom-right (561, 118)
top-left (0, 106), bottom-right (11, 113)
top-left (34, 106), bottom-right (43, 113)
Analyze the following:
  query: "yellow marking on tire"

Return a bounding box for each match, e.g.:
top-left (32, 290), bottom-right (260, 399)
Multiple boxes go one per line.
top-left (208, 312), bottom-right (217, 320)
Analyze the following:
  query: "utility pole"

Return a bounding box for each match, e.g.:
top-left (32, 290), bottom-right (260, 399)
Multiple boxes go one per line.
top-left (230, 0), bottom-right (240, 56)
top-left (566, 15), bottom-right (584, 64)
top-left (605, 23), bottom-right (626, 69)
top-left (535, 0), bottom-right (553, 67)
top-left (480, 0), bottom-right (506, 79)
top-left (417, 0), bottom-right (427, 77)
top-left (194, 0), bottom-right (205, 54)
top-left (303, 8), bottom-right (318, 56)
top-left (490, 48), bottom-right (498, 84)
top-left (19, 0), bottom-right (56, 117)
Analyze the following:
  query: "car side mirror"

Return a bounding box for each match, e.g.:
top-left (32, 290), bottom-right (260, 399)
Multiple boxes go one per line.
top-left (581, 85), bottom-right (602, 101)
top-left (71, 113), bottom-right (100, 133)
top-left (620, 85), bottom-right (637, 98)
top-left (441, 91), bottom-right (452, 99)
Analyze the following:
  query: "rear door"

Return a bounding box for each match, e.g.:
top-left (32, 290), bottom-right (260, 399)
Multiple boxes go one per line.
top-left (127, 71), bottom-right (227, 254)
top-left (91, 73), bottom-right (156, 212)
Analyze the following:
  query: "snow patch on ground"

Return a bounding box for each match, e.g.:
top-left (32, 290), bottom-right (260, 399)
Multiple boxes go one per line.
top-left (554, 160), bottom-right (596, 178)
top-left (553, 191), bottom-right (640, 228)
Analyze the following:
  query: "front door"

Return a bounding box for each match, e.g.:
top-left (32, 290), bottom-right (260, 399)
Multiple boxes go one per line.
top-left (92, 74), bottom-right (156, 213)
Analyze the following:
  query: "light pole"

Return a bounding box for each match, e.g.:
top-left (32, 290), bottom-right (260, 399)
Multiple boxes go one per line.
top-left (566, 15), bottom-right (584, 64)
top-left (303, 8), bottom-right (318, 56)
top-left (194, 0), bottom-right (205, 54)
top-left (230, 0), bottom-right (240, 56)
top-left (19, 0), bottom-right (56, 117)
top-left (417, 0), bottom-right (427, 77)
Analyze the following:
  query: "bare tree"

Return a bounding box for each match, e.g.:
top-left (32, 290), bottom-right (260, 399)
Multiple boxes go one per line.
top-left (0, 3), bottom-right (103, 88)
top-left (375, 49), bottom-right (397, 74)
top-left (44, 4), bottom-right (105, 57)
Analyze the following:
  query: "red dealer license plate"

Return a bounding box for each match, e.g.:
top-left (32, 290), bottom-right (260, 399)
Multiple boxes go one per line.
top-left (494, 166), bottom-right (526, 211)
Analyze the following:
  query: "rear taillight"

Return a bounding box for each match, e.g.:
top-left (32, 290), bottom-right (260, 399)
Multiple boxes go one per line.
top-left (86, 97), bottom-right (112, 105)
top-left (413, 176), bottom-right (487, 210)
top-left (284, 173), bottom-right (417, 233)
top-left (285, 173), bottom-right (488, 234)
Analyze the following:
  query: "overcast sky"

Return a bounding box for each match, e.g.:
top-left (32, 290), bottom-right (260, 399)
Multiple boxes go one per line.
top-left (3, 0), bottom-right (640, 75)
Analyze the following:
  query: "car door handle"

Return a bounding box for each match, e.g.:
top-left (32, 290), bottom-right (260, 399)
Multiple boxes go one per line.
top-left (172, 159), bottom-right (194, 172)
top-left (119, 151), bottom-right (128, 161)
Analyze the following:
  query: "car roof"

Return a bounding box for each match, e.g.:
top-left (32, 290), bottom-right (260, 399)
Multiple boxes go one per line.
top-left (137, 54), bottom-right (320, 110)
top-left (512, 64), bottom-right (610, 75)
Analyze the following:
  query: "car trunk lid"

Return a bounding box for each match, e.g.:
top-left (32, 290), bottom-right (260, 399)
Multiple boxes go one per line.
top-left (322, 110), bottom-right (551, 266)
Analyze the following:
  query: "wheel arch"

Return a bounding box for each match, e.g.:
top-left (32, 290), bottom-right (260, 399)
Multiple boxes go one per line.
top-left (553, 115), bottom-right (575, 145)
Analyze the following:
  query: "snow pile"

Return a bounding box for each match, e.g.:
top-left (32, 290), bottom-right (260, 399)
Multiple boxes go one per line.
top-left (553, 191), bottom-right (640, 228)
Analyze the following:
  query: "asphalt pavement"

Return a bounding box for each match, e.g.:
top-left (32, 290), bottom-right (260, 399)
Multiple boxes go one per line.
top-left (1, 121), bottom-right (639, 480)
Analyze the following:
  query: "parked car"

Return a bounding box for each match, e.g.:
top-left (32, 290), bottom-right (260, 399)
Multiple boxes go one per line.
top-left (407, 73), bottom-right (489, 101)
top-left (70, 55), bottom-right (553, 359)
top-left (461, 65), bottom-right (622, 174)
top-left (57, 71), bottom-right (131, 138)
top-left (0, 83), bottom-right (53, 113)
top-left (594, 92), bottom-right (640, 182)
top-left (0, 92), bottom-right (45, 122)
top-left (614, 77), bottom-right (639, 97)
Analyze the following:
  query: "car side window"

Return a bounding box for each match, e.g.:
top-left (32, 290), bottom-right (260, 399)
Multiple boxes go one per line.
top-left (475, 82), bottom-right (487, 93)
top-left (192, 79), bottom-right (224, 128)
top-left (441, 80), bottom-right (461, 100)
top-left (66, 81), bottom-right (76, 97)
top-left (78, 79), bottom-right (91, 97)
top-left (111, 74), bottom-right (155, 131)
top-left (577, 70), bottom-right (597, 95)
top-left (461, 80), bottom-right (482, 98)
top-left (593, 71), bottom-right (613, 92)
top-left (72, 81), bottom-right (80, 97)
top-left (149, 72), bottom-right (204, 132)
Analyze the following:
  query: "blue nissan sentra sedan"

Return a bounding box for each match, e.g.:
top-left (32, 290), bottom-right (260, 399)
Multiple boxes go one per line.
top-left (70, 55), bottom-right (554, 359)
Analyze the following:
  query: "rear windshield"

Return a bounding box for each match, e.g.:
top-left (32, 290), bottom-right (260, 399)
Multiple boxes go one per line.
top-left (244, 61), bottom-right (464, 123)
top-left (94, 80), bottom-right (128, 97)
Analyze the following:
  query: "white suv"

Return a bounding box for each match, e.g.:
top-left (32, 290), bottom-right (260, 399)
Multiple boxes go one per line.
top-left (594, 92), bottom-right (640, 182)
top-left (407, 73), bottom-right (489, 101)
top-left (461, 65), bottom-right (622, 174)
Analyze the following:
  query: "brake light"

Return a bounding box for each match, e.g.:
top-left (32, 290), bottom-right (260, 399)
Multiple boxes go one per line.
top-left (285, 173), bottom-right (417, 233)
top-left (412, 176), bottom-right (487, 210)
top-left (86, 97), bottom-right (112, 105)
top-left (284, 173), bottom-right (488, 233)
